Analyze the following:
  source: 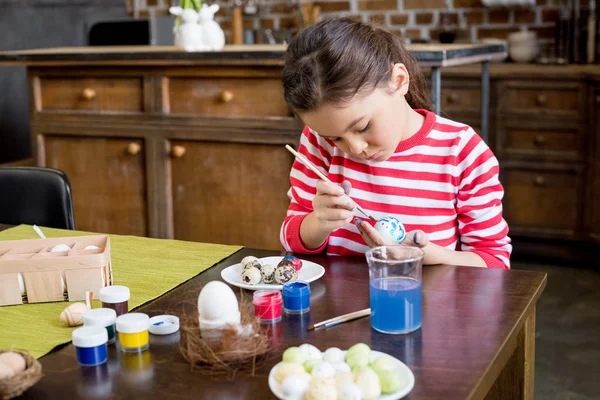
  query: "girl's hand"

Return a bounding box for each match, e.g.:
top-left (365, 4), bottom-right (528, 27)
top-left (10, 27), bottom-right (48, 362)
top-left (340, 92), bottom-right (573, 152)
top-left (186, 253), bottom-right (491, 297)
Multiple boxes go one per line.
top-left (312, 180), bottom-right (357, 233)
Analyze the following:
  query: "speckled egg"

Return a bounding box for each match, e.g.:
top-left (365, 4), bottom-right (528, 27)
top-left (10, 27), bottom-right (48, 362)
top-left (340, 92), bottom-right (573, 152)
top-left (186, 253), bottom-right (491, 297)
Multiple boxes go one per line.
top-left (241, 256), bottom-right (259, 268)
top-left (244, 259), bottom-right (263, 271)
top-left (282, 255), bottom-right (303, 271)
top-left (241, 267), bottom-right (262, 285)
top-left (260, 264), bottom-right (276, 283)
top-left (274, 264), bottom-right (298, 284)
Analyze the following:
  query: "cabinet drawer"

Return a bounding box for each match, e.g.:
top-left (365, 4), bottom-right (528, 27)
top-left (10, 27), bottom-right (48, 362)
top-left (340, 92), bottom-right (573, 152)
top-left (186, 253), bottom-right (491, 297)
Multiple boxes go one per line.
top-left (501, 167), bottom-right (581, 235)
top-left (166, 77), bottom-right (291, 117)
top-left (497, 125), bottom-right (582, 160)
top-left (39, 77), bottom-right (144, 112)
top-left (441, 87), bottom-right (481, 113)
top-left (499, 81), bottom-right (582, 116)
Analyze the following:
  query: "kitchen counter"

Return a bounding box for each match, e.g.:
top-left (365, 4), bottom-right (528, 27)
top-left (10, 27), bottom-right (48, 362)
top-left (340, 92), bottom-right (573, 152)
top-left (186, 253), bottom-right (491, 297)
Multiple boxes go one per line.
top-left (0, 43), bottom-right (506, 67)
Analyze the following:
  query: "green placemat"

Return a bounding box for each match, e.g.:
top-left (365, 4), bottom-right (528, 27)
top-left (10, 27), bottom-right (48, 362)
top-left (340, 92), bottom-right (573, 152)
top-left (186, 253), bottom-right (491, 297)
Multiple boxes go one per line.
top-left (0, 225), bottom-right (242, 358)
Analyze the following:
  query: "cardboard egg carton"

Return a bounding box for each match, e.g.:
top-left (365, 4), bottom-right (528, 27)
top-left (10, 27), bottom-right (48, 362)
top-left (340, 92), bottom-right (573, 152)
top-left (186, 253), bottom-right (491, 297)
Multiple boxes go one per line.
top-left (0, 235), bottom-right (113, 306)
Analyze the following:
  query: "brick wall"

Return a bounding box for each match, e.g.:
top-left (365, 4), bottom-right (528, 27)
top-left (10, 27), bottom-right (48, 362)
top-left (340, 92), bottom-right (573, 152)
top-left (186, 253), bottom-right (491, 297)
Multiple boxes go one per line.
top-left (211, 0), bottom-right (560, 43)
top-left (134, 0), bottom-right (561, 43)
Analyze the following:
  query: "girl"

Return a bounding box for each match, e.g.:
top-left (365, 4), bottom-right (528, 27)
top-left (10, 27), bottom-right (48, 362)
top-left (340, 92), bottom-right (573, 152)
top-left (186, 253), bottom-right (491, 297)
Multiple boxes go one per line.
top-left (279, 17), bottom-right (511, 269)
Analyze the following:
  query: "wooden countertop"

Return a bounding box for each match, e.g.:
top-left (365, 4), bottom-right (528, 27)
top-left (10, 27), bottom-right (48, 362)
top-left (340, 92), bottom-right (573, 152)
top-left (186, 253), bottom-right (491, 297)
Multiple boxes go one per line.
top-left (0, 43), bottom-right (506, 67)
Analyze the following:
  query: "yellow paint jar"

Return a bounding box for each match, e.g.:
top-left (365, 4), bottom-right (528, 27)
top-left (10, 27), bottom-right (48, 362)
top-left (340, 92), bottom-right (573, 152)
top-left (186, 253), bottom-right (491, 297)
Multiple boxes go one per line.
top-left (116, 313), bottom-right (150, 353)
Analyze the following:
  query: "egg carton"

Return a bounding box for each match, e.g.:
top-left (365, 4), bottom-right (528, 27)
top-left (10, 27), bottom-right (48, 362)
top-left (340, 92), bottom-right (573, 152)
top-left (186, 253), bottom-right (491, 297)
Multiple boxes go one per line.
top-left (0, 235), bottom-right (113, 306)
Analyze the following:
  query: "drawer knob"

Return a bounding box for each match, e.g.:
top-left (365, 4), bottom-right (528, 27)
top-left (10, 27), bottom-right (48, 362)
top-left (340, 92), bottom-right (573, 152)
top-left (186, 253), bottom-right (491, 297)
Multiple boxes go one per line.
top-left (171, 145), bottom-right (186, 158)
top-left (81, 88), bottom-right (96, 101)
top-left (534, 134), bottom-right (546, 145)
top-left (220, 90), bottom-right (235, 103)
top-left (447, 92), bottom-right (460, 104)
top-left (535, 94), bottom-right (548, 106)
top-left (534, 176), bottom-right (546, 186)
top-left (127, 142), bottom-right (141, 156)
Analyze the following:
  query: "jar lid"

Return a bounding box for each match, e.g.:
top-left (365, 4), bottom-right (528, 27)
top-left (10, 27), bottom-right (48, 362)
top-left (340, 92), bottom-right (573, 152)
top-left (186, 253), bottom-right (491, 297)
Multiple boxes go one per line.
top-left (116, 313), bottom-right (150, 334)
top-left (253, 290), bottom-right (282, 304)
top-left (282, 282), bottom-right (310, 295)
top-left (84, 308), bottom-right (117, 327)
top-left (99, 285), bottom-right (130, 303)
top-left (148, 315), bottom-right (180, 335)
top-left (72, 326), bottom-right (108, 348)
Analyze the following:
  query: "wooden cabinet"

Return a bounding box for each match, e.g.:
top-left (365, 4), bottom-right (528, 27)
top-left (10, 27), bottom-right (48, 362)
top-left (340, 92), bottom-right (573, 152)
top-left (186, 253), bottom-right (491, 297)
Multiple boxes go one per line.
top-left (168, 140), bottom-right (293, 249)
top-left (42, 135), bottom-right (148, 236)
top-left (28, 61), bottom-right (302, 250)
top-left (501, 163), bottom-right (583, 237)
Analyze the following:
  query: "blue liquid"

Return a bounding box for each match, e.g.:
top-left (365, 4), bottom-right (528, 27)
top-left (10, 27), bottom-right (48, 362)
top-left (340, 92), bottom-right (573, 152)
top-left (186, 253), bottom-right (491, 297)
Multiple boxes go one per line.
top-left (370, 277), bottom-right (422, 334)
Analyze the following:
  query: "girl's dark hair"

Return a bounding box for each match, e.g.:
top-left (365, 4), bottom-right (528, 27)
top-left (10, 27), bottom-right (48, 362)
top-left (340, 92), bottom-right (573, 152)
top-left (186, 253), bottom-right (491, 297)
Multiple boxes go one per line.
top-left (282, 17), bottom-right (431, 113)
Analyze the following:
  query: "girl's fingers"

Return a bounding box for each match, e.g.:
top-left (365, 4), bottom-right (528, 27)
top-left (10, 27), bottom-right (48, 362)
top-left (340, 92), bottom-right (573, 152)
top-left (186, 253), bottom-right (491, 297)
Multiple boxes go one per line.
top-left (401, 230), bottom-right (429, 248)
top-left (316, 180), bottom-right (345, 196)
top-left (341, 180), bottom-right (353, 196)
top-left (356, 220), bottom-right (388, 247)
top-left (323, 194), bottom-right (356, 211)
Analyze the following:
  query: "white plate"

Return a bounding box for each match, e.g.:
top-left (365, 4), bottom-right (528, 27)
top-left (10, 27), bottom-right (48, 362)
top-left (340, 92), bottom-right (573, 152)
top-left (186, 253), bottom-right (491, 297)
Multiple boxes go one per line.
top-left (221, 256), bottom-right (325, 290)
top-left (268, 350), bottom-right (415, 400)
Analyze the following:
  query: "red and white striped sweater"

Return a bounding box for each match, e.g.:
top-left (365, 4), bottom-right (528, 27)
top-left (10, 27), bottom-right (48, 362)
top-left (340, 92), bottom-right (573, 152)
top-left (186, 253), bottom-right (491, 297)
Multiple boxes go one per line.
top-left (280, 109), bottom-right (512, 269)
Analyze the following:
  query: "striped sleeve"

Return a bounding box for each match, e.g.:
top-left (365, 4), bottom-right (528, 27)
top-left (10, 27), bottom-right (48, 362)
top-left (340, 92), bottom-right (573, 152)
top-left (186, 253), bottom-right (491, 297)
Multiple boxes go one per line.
top-left (455, 129), bottom-right (512, 269)
top-left (280, 127), bottom-right (334, 254)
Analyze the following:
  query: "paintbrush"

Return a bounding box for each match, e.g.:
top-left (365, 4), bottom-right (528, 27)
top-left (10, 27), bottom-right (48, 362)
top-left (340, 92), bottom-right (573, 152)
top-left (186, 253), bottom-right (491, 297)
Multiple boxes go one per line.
top-left (285, 145), bottom-right (376, 221)
top-left (307, 308), bottom-right (371, 331)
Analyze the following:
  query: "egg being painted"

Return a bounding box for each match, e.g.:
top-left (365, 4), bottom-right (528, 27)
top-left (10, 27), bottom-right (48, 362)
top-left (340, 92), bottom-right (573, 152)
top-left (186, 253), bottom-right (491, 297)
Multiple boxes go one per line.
top-left (374, 217), bottom-right (406, 243)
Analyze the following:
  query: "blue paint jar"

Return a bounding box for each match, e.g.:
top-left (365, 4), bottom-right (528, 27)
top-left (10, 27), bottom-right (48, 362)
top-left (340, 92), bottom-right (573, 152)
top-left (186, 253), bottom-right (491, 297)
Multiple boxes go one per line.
top-left (282, 282), bottom-right (310, 314)
top-left (72, 326), bottom-right (108, 367)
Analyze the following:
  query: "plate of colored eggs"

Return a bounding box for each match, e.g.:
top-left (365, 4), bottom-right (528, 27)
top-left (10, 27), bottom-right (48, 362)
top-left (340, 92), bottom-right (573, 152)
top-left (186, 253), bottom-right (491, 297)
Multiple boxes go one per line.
top-left (269, 343), bottom-right (415, 400)
top-left (220, 255), bottom-right (325, 291)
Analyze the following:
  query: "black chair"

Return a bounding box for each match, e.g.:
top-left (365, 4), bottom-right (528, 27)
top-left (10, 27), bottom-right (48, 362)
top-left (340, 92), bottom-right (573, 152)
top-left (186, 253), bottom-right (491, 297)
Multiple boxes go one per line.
top-left (0, 167), bottom-right (75, 230)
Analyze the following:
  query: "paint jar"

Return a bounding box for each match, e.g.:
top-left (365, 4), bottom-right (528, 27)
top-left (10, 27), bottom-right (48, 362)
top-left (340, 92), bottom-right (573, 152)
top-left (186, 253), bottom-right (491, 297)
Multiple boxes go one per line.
top-left (282, 282), bottom-right (310, 314)
top-left (253, 290), bottom-right (282, 324)
top-left (116, 313), bottom-right (150, 353)
top-left (99, 285), bottom-right (130, 316)
top-left (72, 326), bottom-right (108, 366)
top-left (84, 308), bottom-right (118, 345)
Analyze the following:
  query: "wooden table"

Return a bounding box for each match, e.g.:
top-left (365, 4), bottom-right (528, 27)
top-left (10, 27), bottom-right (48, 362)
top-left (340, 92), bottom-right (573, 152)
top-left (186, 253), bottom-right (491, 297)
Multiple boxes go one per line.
top-left (0, 226), bottom-right (546, 399)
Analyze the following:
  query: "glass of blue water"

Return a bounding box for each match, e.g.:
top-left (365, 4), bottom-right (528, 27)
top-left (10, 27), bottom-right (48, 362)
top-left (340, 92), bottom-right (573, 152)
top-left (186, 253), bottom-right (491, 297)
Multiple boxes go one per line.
top-left (366, 245), bottom-right (424, 334)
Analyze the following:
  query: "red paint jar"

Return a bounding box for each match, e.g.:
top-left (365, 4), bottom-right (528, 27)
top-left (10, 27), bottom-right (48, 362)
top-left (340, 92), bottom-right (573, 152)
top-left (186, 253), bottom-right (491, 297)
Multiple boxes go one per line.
top-left (253, 290), bottom-right (282, 324)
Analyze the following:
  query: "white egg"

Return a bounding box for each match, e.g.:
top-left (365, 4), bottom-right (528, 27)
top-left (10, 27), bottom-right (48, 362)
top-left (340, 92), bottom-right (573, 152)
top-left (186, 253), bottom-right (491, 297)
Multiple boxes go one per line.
top-left (311, 361), bottom-right (336, 379)
top-left (323, 347), bottom-right (345, 364)
top-left (0, 352), bottom-right (26, 375)
top-left (84, 245), bottom-right (100, 250)
top-left (281, 373), bottom-right (311, 400)
top-left (0, 362), bottom-right (14, 380)
top-left (51, 244), bottom-right (71, 253)
top-left (374, 217), bottom-right (406, 243)
top-left (197, 281), bottom-right (240, 325)
top-left (337, 381), bottom-right (362, 400)
top-left (299, 343), bottom-right (322, 361)
top-left (332, 362), bottom-right (351, 375)
top-left (355, 367), bottom-right (382, 400)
